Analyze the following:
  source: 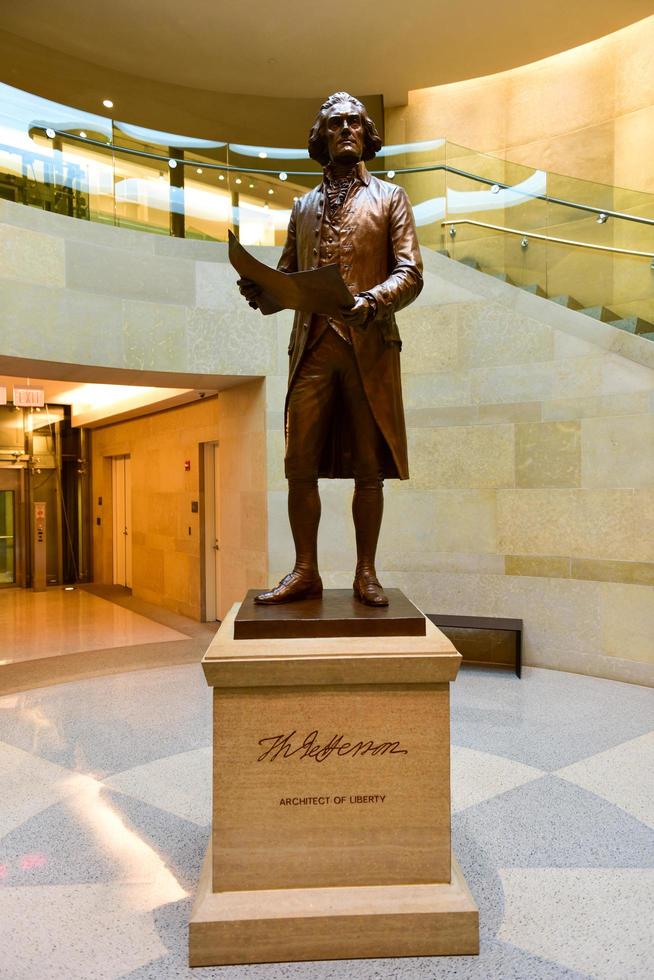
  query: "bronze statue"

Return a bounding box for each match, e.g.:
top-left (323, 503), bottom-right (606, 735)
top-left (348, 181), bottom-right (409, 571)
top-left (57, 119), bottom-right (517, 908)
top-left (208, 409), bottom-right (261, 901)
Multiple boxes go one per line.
top-left (238, 92), bottom-right (423, 606)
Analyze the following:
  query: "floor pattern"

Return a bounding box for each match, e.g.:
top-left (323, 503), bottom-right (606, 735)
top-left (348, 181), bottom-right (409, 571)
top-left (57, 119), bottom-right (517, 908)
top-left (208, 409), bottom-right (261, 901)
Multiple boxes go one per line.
top-left (1, 664), bottom-right (653, 979)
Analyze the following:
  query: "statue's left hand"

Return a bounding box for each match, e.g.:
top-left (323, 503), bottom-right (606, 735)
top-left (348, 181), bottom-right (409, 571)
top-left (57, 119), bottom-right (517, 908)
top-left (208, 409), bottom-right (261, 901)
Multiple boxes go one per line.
top-left (339, 295), bottom-right (372, 330)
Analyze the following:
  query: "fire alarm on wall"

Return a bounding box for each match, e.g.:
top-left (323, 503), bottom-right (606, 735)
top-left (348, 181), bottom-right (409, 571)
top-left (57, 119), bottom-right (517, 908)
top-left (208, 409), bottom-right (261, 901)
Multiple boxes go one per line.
top-left (184, 460), bottom-right (191, 471)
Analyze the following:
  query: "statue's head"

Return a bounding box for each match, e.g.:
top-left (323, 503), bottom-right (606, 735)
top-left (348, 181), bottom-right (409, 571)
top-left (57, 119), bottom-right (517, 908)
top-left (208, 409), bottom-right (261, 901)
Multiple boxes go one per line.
top-left (308, 92), bottom-right (383, 167)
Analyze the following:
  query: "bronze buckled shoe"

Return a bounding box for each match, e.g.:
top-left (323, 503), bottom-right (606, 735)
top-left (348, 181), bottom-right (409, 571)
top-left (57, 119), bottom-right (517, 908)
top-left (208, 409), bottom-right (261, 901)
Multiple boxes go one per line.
top-left (353, 569), bottom-right (389, 607)
top-left (255, 570), bottom-right (323, 604)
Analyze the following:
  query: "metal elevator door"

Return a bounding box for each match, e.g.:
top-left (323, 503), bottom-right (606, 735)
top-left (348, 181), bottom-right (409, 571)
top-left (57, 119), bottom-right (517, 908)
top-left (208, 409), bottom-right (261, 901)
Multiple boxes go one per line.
top-left (111, 456), bottom-right (132, 588)
top-left (0, 488), bottom-right (15, 584)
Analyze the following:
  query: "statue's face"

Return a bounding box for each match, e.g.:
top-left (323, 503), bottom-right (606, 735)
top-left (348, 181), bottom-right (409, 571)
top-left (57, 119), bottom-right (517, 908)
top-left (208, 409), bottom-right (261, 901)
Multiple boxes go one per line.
top-left (325, 101), bottom-right (365, 165)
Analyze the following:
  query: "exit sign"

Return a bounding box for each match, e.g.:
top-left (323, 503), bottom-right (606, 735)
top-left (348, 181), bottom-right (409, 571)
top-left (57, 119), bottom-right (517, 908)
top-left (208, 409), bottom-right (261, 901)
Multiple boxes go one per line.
top-left (13, 386), bottom-right (45, 408)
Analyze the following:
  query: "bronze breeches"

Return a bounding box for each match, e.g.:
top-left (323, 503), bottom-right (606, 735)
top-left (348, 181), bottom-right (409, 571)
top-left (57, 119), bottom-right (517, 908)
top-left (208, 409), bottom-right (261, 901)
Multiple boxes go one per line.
top-left (285, 328), bottom-right (386, 483)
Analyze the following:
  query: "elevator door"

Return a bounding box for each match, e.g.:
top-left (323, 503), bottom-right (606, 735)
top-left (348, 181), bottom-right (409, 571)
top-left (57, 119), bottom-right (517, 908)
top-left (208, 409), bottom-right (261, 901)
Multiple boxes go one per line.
top-left (203, 442), bottom-right (220, 620)
top-left (112, 456), bottom-right (132, 588)
top-left (0, 489), bottom-right (15, 584)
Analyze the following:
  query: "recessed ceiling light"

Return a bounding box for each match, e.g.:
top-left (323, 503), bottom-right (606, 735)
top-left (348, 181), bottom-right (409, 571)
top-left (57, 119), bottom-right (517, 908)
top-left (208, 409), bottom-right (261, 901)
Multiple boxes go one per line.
top-left (45, 127), bottom-right (55, 139)
top-left (268, 188), bottom-right (274, 195)
top-left (102, 99), bottom-right (114, 109)
top-left (235, 177), bottom-right (242, 185)
top-left (218, 174), bottom-right (225, 181)
top-left (386, 170), bottom-right (395, 179)
top-left (279, 172), bottom-right (288, 181)
top-left (249, 182), bottom-right (254, 188)
top-left (168, 158), bottom-right (177, 168)
top-left (196, 168), bottom-right (203, 174)
top-left (258, 151), bottom-right (267, 159)
top-left (79, 131), bottom-right (87, 139)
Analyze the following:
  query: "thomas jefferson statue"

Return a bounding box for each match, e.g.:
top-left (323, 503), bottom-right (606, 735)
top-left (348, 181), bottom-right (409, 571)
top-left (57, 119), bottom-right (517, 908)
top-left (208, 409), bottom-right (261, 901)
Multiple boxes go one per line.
top-left (239, 92), bottom-right (423, 606)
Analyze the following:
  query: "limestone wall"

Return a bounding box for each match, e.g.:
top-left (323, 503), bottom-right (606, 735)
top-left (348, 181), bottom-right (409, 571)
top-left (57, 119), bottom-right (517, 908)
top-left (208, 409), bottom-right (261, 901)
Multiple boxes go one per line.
top-left (308, 255), bottom-right (654, 686)
top-left (1, 200), bottom-right (652, 684)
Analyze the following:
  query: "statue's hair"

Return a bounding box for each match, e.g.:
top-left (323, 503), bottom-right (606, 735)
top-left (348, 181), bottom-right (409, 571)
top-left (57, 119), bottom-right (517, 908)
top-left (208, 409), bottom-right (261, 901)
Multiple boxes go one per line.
top-left (308, 92), bottom-right (383, 165)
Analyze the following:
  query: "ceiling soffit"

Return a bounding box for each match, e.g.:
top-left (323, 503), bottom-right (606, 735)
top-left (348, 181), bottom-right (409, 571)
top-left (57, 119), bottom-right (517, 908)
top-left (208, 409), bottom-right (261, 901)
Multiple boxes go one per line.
top-left (2, 2), bottom-right (653, 106)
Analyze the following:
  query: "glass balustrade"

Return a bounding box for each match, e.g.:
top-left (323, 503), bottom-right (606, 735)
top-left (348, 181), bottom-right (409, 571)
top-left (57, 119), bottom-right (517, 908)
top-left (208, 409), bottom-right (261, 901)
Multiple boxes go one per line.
top-left (1, 81), bottom-right (652, 334)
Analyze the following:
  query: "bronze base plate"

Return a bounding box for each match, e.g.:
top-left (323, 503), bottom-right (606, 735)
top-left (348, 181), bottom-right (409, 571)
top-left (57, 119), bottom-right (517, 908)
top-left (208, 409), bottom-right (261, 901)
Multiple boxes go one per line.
top-left (234, 588), bottom-right (426, 640)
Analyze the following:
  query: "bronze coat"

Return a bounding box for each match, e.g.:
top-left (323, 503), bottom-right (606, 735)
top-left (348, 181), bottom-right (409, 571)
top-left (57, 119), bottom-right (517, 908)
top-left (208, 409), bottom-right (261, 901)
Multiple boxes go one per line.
top-left (279, 163), bottom-right (423, 480)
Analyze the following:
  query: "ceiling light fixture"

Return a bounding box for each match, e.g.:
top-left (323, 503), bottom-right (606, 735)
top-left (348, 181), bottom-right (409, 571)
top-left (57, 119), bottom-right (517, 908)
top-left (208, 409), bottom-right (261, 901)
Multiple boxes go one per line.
top-left (268, 189), bottom-right (274, 195)
top-left (102, 99), bottom-right (114, 109)
top-left (258, 151), bottom-right (268, 159)
top-left (168, 158), bottom-right (177, 168)
top-left (218, 174), bottom-right (225, 181)
top-left (79, 131), bottom-right (87, 139)
top-left (235, 177), bottom-right (242, 185)
top-left (45, 128), bottom-right (55, 139)
top-left (597, 212), bottom-right (608, 224)
top-left (279, 172), bottom-right (288, 181)
top-left (386, 170), bottom-right (395, 179)
top-left (196, 168), bottom-right (203, 174)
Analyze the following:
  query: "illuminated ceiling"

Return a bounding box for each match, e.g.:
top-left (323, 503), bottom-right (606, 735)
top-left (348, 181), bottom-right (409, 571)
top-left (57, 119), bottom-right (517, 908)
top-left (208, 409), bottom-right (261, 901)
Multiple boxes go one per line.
top-left (3, 1), bottom-right (653, 105)
top-left (0, 376), bottom-right (217, 428)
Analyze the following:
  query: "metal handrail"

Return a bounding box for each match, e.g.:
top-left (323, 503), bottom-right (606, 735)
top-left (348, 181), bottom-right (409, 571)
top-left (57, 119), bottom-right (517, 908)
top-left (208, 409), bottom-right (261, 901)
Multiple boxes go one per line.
top-left (40, 127), bottom-right (654, 228)
top-left (442, 219), bottom-right (654, 259)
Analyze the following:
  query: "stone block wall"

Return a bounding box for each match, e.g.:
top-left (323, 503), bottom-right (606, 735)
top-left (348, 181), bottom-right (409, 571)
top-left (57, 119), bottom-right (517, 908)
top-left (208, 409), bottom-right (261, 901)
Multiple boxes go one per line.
top-left (1, 200), bottom-right (652, 683)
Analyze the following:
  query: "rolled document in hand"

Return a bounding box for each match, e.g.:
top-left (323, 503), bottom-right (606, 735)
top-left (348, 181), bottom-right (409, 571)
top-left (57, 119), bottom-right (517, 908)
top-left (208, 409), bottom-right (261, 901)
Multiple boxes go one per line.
top-left (228, 231), bottom-right (355, 317)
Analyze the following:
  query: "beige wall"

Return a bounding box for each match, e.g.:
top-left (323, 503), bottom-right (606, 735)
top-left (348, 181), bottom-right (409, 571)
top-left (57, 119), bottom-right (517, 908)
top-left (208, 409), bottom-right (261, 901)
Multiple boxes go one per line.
top-left (2, 200), bottom-right (652, 684)
top-left (91, 398), bottom-right (221, 619)
top-left (217, 379), bottom-right (268, 619)
top-left (267, 252), bottom-right (654, 687)
top-left (387, 16), bottom-right (654, 193)
top-left (90, 388), bottom-right (267, 620)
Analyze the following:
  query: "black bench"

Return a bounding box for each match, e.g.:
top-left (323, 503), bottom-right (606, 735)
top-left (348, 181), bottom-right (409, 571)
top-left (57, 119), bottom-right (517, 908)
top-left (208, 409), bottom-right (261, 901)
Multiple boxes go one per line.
top-left (428, 615), bottom-right (523, 678)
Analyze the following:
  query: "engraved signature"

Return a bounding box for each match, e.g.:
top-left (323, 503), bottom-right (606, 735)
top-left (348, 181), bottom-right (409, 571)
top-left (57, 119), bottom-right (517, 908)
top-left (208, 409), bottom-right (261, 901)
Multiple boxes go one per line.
top-left (256, 730), bottom-right (409, 763)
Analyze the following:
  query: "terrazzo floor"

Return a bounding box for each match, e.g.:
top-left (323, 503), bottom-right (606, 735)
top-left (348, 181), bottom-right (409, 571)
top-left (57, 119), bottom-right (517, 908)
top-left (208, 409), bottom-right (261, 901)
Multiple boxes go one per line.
top-left (1, 663), bottom-right (653, 979)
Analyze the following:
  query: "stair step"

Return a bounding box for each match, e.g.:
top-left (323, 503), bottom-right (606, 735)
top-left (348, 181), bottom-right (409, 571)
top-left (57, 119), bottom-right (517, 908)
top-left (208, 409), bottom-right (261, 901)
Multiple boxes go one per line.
top-left (610, 317), bottom-right (650, 334)
top-left (459, 257), bottom-right (480, 270)
top-left (580, 305), bottom-right (620, 322)
top-left (634, 317), bottom-right (654, 336)
top-left (519, 283), bottom-right (546, 297)
top-left (550, 294), bottom-right (583, 310)
top-left (638, 332), bottom-right (654, 342)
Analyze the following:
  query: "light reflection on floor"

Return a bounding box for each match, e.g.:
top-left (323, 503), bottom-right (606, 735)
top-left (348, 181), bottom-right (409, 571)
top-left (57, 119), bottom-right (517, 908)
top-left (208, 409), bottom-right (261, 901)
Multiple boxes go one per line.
top-left (0, 588), bottom-right (187, 663)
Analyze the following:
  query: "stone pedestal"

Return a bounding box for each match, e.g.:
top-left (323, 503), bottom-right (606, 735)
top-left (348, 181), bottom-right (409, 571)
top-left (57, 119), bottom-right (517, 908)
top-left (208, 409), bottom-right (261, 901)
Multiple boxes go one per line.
top-left (189, 596), bottom-right (479, 967)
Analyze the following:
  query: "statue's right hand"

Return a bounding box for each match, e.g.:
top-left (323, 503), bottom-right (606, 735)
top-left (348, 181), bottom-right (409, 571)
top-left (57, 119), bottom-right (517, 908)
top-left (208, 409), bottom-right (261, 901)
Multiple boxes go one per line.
top-left (237, 277), bottom-right (262, 309)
